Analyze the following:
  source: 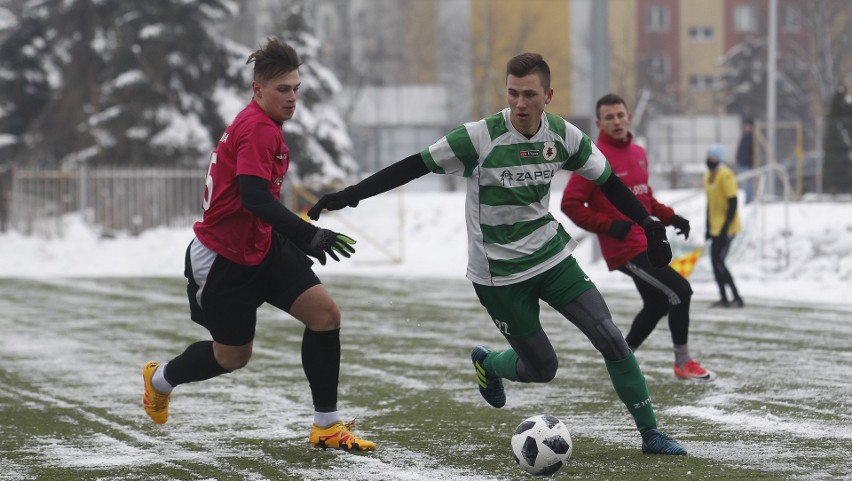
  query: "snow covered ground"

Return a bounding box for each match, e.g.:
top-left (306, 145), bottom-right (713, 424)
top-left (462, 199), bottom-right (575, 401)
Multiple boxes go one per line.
top-left (2, 181), bottom-right (850, 310)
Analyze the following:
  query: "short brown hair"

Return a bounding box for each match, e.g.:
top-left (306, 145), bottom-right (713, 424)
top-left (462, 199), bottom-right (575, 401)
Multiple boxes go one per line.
top-left (247, 38), bottom-right (301, 84)
top-left (506, 53), bottom-right (551, 91)
top-left (595, 93), bottom-right (628, 119)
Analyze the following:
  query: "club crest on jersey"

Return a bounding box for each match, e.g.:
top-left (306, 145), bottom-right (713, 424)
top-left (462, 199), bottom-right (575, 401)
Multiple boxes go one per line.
top-left (543, 141), bottom-right (557, 161)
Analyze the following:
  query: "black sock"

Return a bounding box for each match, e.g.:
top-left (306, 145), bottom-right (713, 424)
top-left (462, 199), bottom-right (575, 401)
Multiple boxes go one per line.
top-left (164, 341), bottom-right (230, 386)
top-left (302, 328), bottom-right (340, 412)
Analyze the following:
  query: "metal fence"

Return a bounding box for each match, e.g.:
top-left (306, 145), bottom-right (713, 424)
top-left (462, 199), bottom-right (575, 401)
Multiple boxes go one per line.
top-left (3, 167), bottom-right (204, 237)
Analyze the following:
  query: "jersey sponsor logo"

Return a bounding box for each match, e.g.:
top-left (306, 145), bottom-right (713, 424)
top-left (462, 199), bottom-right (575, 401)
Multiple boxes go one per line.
top-left (499, 167), bottom-right (558, 186)
top-left (275, 151), bottom-right (288, 161)
top-left (273, 176), bottom-right (284, 186)
top-left (219, 132), bottom-right (229, 143)
top-left (520, 149), bottom-right (540, 158)
top-left (515, 169), bottom-right (557, 182)
top-left (631, 184), bottom-right (650, 196)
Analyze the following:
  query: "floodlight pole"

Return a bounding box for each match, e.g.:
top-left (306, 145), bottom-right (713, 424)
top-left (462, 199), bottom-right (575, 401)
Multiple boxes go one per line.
top-left (766, 0), bottom-right (778, 195)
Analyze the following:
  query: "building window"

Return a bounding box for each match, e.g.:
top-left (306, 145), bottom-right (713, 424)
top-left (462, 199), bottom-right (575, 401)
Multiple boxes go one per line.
top-left (733, 5), bottom-right (758, 33)
top-left (689, 75), bottom-right (715, 91)
top-left (645, 5), bottom-right (670, 32)
top-left (688, 26), bottom-right (715, 42)
top-left (781, 4), bottom-right (802, 32)
top-left (648, 54), bottom-right (670, 81)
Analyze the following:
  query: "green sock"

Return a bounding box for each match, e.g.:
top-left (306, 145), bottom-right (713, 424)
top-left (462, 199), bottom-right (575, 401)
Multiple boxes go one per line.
top-left (605, 352), bottom-right (657, 434)
top-left (483, 348), bottom-right (522, 382)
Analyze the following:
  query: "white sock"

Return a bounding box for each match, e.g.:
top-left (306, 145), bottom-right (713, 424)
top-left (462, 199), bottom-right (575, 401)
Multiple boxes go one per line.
top-left (152, 363), bottom-right (174, 394)
top-left (314, 411), bottom-right (341, 428)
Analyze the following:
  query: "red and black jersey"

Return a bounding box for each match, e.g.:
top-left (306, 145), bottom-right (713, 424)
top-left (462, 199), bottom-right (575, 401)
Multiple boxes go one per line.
top-left (194, 100), bottom-right (290, 265)
top-left (562, 130), bottom-right (674, 270)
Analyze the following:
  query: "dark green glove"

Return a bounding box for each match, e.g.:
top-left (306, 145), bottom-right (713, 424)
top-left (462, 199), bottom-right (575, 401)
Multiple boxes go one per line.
top-left (304, 229), bottom-right (356, 265)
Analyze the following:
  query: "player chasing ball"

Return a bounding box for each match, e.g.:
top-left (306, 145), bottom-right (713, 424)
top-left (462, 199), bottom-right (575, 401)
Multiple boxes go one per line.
top-left (309, 52), bottom-right (687, 456)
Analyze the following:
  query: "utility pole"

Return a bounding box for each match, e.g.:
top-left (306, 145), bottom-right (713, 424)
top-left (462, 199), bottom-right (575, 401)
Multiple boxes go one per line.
top-left (766, 0), bottom-right (778, 195)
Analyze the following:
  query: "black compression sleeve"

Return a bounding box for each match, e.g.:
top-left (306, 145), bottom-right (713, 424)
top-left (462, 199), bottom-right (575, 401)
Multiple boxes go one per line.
top-left (348, 153), bottom-right (430, 201)
top-left (599, 173), bottom-right (650, 224)
top-left (725, 197), bottom-right (738, 224)
top-left (239, 175), bottom-right (317, 243)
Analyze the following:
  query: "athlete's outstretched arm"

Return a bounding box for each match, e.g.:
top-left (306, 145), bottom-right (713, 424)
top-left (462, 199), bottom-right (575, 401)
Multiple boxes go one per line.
top-left (240, 175), bottom-right (355, 265)
top-left (598, 173), bottom-right (650, 224)
top-left (599, 174), bottom-right (672, 267)
top-left (307, 153), bottom-right (429, 220)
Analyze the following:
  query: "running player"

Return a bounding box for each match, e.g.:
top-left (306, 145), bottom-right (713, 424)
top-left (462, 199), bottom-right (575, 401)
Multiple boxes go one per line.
top-left (308, 53), bottom-right (687, 455)
top-left (141, 38), bottom-right (375, 452)
top-left (561, 93), bottom-right (716, 382)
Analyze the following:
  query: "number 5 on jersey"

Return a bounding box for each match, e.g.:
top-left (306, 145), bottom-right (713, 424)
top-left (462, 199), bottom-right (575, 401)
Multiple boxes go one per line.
top-left (201, 152), bottom-right (217, 220)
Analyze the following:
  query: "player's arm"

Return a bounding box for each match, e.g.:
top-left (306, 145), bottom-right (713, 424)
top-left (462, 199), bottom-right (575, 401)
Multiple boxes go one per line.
top-left (307, 153), bottom-right (429, 220)
top-left (561, 177), bottom-right (616, 235)
top-left (239, 175), bottom-right (355, 264)
top-left (648, 187), bottom-right (690, 239)
top-left (599, 173), bottom-right (672, 266)
top-left (719, 171), bottom-right (739, 236)
top-left (598, 174), bottom-right (651, 225)
top-left (721, 196), bottom-right (737, 236)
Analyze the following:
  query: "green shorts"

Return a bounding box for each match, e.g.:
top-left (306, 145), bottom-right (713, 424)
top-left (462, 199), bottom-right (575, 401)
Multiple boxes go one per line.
top-left (473, 256), bottom-right (595, 340)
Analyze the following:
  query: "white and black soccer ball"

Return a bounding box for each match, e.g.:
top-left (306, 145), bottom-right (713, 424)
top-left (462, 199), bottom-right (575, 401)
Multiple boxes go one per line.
top-left (511, 414), bottom-right (573, 476)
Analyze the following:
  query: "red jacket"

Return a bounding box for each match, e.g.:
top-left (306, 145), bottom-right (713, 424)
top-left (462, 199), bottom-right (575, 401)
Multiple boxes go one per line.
top-left (561, 130), bottom-right (675, 270)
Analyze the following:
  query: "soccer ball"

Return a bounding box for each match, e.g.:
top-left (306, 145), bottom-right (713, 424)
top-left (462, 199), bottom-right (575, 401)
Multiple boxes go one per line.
top-left (511, 414), bottom-right (573, 476)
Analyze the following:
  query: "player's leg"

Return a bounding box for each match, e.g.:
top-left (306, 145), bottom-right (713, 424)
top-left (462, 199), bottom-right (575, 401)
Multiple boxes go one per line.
top-left (709, 237), bottom-right (730, 306)
top-left (544, 261), bottom-right (688, 451)
top-left (554, 288), bottom-right (686, 454)
top-left (539, 258), bottom-right (685, 454)
top-left (617, 256), bottom-right (671, 350)
top-left (621, 255), bottom-right (714, 381)
top-left (143, 238), bottom-right (257, 424)
top-left (718, 234), bottom-right (744, 306)
top-left (471, 274), bottom-right (558, 407)
top-left (266, 235), bottom-right (374, 451)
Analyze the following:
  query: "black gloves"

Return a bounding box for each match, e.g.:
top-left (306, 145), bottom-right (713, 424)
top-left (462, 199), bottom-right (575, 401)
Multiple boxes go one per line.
top-left (608, 219), bottom-right (633, 240)
top-left (705, 223), bottom-right (729, 240)
top-left (302, 228), bottom-right (356, 265)
top-left (307, 186), bottom-right (360, 220)
top-left (642, 216), bottom-right (672, 267)
top-left (669, 214), bottom-right (691, 239)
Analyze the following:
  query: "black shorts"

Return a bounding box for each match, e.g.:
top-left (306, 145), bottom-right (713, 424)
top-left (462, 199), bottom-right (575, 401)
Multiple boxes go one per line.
top-left (185, 233), bottom-right (320, 346)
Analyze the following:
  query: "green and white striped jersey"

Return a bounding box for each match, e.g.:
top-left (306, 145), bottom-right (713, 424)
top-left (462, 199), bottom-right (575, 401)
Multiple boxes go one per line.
top-left (421, 108), bottom-right (612, 286)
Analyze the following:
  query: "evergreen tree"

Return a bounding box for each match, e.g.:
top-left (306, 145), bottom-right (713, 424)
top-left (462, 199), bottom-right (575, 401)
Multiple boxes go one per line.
top-left (822, 85), bottom-right (852, 194)
top-left (0, 0), bottom-right (243, 167)
top-left (718, 37), bottom-right (817, 164)
top-left (273, 1), bottom-right (358, 181)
